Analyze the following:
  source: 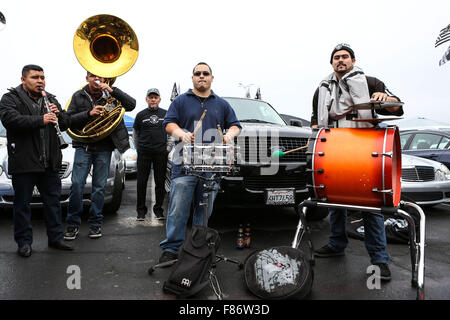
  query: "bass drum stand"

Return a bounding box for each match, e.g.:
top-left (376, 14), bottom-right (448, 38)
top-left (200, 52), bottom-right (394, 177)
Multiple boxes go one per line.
top-left (148, 171), bottom-right (243, 300)
top-left (297, 199), bottom-right (425, 300)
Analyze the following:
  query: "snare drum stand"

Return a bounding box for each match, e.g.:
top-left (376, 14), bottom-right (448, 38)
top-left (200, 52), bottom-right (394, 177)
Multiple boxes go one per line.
top-left (189, 171), bottom-right (244, 300)
top-left (148, 170), bottom-right (243, 300)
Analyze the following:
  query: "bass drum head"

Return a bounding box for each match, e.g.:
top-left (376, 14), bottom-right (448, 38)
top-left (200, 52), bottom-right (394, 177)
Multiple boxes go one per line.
top-left (244, 246), bottom-right (313, 300)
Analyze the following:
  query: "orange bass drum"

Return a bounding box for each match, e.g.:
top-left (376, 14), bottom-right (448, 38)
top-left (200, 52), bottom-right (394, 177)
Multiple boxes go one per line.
top-left (306, 127), bottom-right (402, 207)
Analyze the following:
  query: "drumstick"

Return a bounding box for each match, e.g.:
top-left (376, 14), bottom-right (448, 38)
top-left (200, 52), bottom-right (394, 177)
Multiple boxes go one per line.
top-left (193, 109), bottom-right (207, 135)
top-left (271, 139), bottom-right (310, 158)
top-left (217, 124), bottom-right (224, 143)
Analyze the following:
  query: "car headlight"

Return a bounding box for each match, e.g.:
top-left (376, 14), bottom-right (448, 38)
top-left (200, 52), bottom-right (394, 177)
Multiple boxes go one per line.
top-left (435, 163), bottom-right (450, 181)
top-left (123, 153), bottom-right (136, 161)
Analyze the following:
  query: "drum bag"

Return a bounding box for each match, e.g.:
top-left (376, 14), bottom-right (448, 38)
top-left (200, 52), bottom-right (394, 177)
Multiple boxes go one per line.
top-left (163, 225), bottom-right (220, 298)
top-left (244, 246), bottom-right (313, 300)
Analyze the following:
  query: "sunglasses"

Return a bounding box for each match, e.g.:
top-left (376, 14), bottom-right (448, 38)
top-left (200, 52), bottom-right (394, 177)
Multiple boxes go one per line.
top-left (193, 71), bottom-right (211, 77)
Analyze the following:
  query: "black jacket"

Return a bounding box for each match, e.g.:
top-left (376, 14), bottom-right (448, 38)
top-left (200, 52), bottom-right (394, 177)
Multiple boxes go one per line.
top-left (0, 85), bottom-right (84, 174)
top-left (311, 76), bottom-right (404, 126)
top-left (66, 85), bottom-right (136, 154)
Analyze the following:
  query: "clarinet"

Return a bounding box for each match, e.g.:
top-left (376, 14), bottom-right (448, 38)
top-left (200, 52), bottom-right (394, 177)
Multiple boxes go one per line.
top-left (40, 88), bottom-right (69, 149)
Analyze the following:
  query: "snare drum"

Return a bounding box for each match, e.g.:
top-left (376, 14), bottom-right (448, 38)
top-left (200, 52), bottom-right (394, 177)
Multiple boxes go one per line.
top-left (307, 127), bottom-right (401, 207)
top-left (183, 144), bottom-right (240, 173)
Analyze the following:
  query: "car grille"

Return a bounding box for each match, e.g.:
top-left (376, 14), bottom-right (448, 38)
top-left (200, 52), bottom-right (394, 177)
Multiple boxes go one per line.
top-left (244, 174), bottom-right (307, 191)
top-left (5, 161), bottom-right (69, 179)
top-left (402, 166), bottom-right (435, 182)
top-left (59, 162), bottom-right (69, 178)
top-left (236, 136), bottom-right (308, 163)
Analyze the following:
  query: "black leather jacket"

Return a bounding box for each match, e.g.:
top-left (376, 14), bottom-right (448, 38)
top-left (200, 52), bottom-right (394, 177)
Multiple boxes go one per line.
top-left (0, 85), bottom-right (84, 174)
top-left (66, 85), bottom-right (136, 154)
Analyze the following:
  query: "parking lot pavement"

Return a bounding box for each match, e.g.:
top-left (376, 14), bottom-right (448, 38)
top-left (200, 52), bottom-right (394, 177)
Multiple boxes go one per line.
top-left (0, 174), bottom-right (449, 301)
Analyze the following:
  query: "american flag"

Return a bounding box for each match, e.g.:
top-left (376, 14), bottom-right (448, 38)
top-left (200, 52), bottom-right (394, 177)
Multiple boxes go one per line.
top-left (439, 45), bottom-right (450, 66)
top-left (170, 82), bottom-right (178, 101)
top-left (255, 87), bottom-right (261, 100)
top-left (435, 24), bottom-right (450, 48)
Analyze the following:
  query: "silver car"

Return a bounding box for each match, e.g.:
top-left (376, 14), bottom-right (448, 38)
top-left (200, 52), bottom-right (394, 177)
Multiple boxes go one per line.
top-left (0, 131), bottom-right (126, 213)
top-left (123, 134), bottom-right (137, 175)
top-left (401, 153), bottom-right (450, 206)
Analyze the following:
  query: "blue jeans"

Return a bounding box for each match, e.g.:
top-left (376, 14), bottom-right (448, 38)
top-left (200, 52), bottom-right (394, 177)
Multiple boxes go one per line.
top-left (328, 208), bottom-right (391, 264)
top-left (66, 148), bottom-right (111, 228)
top-left (159, 173), bottom-right (219, 254)
top-left (12, 170), bottom-right (64, 246)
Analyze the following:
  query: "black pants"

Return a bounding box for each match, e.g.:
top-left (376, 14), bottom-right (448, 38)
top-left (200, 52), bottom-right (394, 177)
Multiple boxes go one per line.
top-left (136, 150), bottom-right (168, 217)
top-left (11, 170), bottom-right (64, 247)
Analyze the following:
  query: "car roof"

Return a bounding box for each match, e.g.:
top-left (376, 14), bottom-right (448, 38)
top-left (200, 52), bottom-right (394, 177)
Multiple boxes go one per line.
top-left (400, 129), bottom-right (450, 135)
top-left (223, 96), bottom-right (270, 104)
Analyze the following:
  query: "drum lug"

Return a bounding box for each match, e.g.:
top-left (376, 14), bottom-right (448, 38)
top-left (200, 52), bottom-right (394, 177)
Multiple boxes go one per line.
top-left (306, 151), bottom-right (325, 156)
top-left (307, 184), bottom-right (325, 189)
top-left (306, 168), bottom-right (324, 174)
top-left (371, 152), bottom-right (393, 158)
top-left (320, 137), bottom-right (327, 142)
top-left (372, 188), bottom-right (393, 194)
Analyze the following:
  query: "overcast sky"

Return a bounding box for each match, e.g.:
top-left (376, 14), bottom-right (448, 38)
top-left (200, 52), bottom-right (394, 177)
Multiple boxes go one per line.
top-left (1, 0), bottom-right (450, 123)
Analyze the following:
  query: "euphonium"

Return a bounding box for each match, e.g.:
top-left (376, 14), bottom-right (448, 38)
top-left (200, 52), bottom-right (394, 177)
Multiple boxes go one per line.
top-left (68, 14), bottom-right (138, 143)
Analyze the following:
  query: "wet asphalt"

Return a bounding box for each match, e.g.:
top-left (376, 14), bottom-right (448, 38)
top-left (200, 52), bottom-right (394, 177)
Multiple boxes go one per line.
top-left (0, 172), bottom-right (449, 302)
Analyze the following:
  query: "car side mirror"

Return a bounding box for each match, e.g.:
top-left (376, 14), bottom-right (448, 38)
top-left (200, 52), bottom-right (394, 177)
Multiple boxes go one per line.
top-left (289, 119), bottom-right (302, 127)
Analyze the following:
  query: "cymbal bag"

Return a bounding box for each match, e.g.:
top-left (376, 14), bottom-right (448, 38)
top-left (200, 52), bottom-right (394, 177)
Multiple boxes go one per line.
top-left (244, 246), bottom-right (313, 300)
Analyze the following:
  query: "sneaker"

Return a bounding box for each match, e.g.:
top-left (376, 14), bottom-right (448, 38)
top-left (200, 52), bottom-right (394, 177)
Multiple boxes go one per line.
top-left (158, 251), bottom-right (178, 264)
top-left (89, 226), bottom-right (102, 239)
top-left (64, 227), bottom-right (79, 241)
top-left (373, 263), bottom-right (392, 281)
top-left (136, 215), bottom-right (146, 221)
top-left (314, 244), bottom-right (345, 258)
top-left (154, 211), bottom-right (165, 220)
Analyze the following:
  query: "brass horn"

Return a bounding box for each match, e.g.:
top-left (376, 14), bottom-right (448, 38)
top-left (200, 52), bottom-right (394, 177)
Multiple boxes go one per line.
top-left (68, 14), bottom-right (138, 143)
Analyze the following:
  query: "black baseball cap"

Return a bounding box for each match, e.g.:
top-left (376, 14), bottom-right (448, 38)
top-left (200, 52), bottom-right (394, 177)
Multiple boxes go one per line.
top-left (146, 88), bottom-right (160, 96)
top-left (330, 43), bottom-right (355, 64)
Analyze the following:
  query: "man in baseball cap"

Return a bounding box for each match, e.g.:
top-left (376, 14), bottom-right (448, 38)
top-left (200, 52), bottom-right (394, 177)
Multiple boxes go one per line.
top-left (133, 88), bottom-right (168, 221)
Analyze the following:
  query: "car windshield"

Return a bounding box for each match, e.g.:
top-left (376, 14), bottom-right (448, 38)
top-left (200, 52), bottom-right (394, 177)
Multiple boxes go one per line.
top-left (224, 98), bottom-right (286, 126)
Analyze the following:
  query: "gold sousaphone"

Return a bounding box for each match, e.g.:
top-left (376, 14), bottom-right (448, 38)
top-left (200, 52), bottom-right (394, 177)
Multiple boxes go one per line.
top-left (68, 14), bottom-right (139, 143)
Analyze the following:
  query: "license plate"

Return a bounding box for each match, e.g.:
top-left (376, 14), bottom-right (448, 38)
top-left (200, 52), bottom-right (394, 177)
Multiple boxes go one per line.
top-left (265, 188), bottom-right (295, 205)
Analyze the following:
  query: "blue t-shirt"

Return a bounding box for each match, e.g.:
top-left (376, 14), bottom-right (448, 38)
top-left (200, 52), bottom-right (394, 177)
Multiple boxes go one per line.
top-left (164, 89), bottom-right (241, 178)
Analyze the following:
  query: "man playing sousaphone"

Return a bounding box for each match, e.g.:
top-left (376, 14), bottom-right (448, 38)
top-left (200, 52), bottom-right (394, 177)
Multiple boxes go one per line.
top-left (64, 72), bottom-right (135, 240)
top-left (311, 43), bottom-right (403, 282)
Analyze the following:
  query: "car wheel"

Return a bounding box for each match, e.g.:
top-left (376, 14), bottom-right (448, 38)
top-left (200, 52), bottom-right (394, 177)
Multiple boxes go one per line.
top-left (103, 170), bottom-right (123, 214)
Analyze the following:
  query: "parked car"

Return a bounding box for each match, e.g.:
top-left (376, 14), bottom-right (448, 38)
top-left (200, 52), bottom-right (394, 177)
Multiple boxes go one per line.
top-left (401, 153), bottom-right (450, 206)
top-left (279, 114), bottom-right (311, 127)
top-left (123, 135), bottom-right (137, 175)
top-left (165, 97), bottom-right (328, 219)
top-left (0, 132), bottom-right (125, 213)
top-left (400, 129), bottom-right (450, 168)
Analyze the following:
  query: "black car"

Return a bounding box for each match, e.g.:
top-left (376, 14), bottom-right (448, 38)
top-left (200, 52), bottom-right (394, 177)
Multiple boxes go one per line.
top-left (165, 97), bottom-right (327, 220)
top-left (400, 129), bottom-right (450, 168)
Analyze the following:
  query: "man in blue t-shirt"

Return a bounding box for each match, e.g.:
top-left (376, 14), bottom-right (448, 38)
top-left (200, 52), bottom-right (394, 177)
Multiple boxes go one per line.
top-left (159, 62), bottom-right (241, 263)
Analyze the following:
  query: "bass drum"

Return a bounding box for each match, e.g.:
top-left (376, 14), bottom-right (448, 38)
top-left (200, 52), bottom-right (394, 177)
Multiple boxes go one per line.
top-left (244, 246), bottom-right (313, 300)
top-left (307, 127), bottom-right (402, 207)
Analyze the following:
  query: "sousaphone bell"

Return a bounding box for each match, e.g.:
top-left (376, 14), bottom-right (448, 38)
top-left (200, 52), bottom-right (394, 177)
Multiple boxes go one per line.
top-left (68, 14), bottom-right (138, 143)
